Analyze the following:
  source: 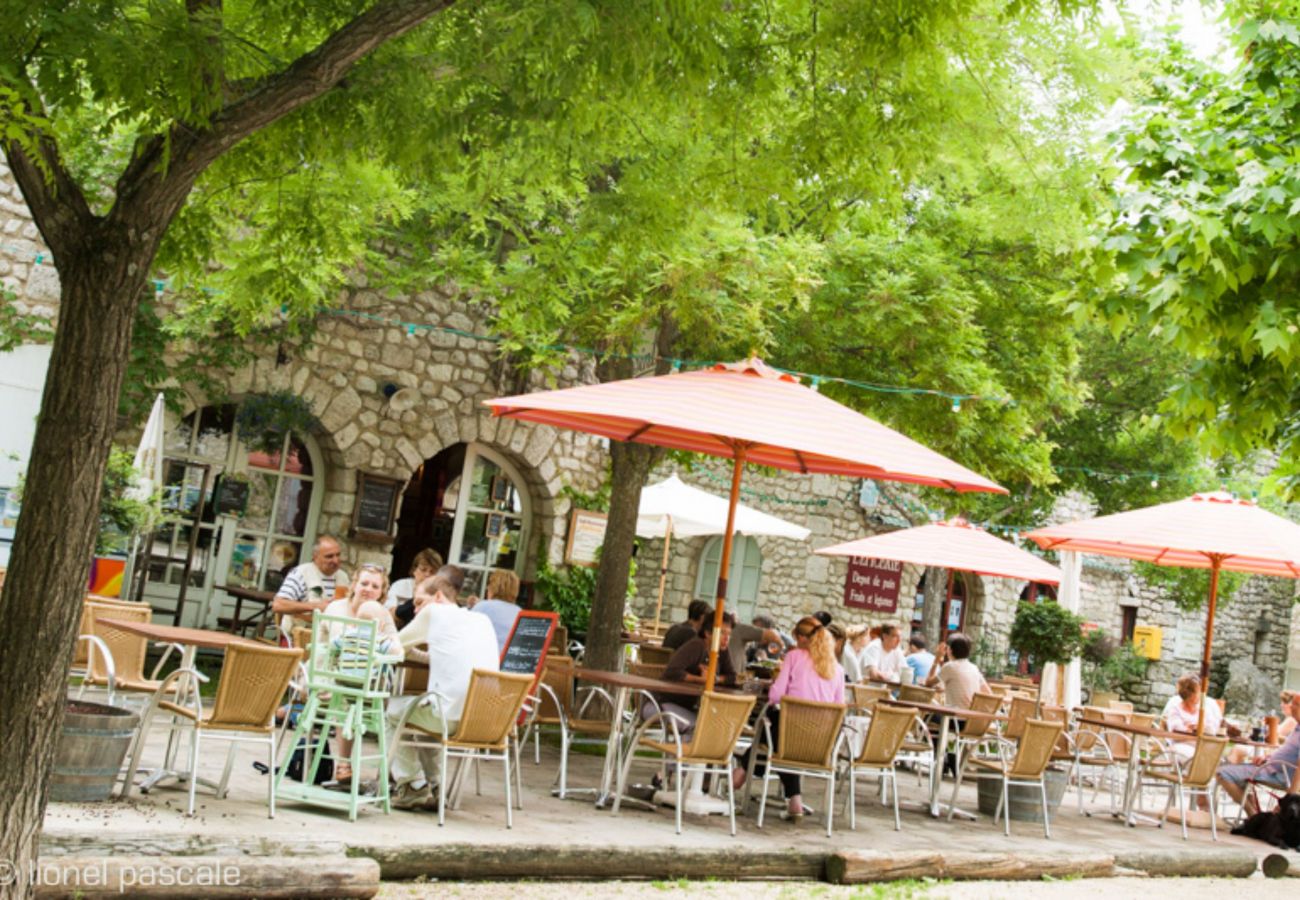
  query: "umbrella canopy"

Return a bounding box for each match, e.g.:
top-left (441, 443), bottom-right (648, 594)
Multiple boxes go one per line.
top-left (128, 392), bottom-right (166, 502)
top-left (487, 358), bottom-right (1005, 688)
top-left (637, 474), bottom-right (811, 540)
top-left (815, 517), bottom-right (1062, 584)
top-left (488, 359), bottom-right (1004, 492)
top-left (1027, 491), bottom-right (1300, 732)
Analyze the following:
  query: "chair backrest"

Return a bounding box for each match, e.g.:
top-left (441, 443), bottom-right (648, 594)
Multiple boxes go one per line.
top-left (1075, 707), bottom-right (1107, 753)
top-left (75, 595), bottom-right (141, 666)
top-left (451, 669), bottom-right (535, 748)
top-left (1181, 735), bottom-right (1229, 787)
top-left (1101, 707), bottom-right (1132, 759)
top-left (549, 624), bottom-right (570, 655)
top-left (537, 658), bottom-right (576, 719)
top-left (208, 643), bottom-right (303, 731)
top-left (87, 603), bottom-right (153, 682)
top-left (1039, 704), bottom-right (1072, 753)
top-left (1108, 699), bottom-right (1134, 713)
top-left (1131, 712), bottom-right (1156, 731)
top-left (1009, 718), bottom-right (1065, 778)
top-left (959, 691), bottom-right (1004, 738)
top-left (306, 612), bottom-right (382, 694)
top-left (628, 662), bottom-right (667, 680)
top-left (1003, 695), bottom-right (1037, 741)
top-left (772, 697), bottom-right (847, 771)
top-left (856, 703), bottom-right (918, 766)
top-left (850, 684), bottom-right (891, 713)
top-left (896, 684), bottom-right (936, 704)
top-left (684, 692), bottom-right (757, 763)
top-left (638, 644), bottom-right (674, 667)
top-left (987, 683), bottom-right (1010, 698)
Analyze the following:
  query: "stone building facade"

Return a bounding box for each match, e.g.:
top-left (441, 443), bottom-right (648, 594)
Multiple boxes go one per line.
top-left (2, 161), bottom-right (1296, 708)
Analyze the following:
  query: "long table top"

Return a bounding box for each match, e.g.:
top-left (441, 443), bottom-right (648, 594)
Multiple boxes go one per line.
top-left (104, 618), bottom-right (265, 652)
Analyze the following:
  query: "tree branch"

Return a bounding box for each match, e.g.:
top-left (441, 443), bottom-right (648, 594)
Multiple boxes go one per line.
top-left (111, 0), bottom-right (457, 223)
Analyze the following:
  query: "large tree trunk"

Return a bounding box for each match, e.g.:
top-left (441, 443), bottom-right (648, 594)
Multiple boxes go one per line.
top-left (585, 440), bottom-right (662, 672)
top-left (0, 240), bottom-right (154, 895)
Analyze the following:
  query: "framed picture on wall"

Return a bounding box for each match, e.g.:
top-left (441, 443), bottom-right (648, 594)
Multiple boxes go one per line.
top-left (564, 509), bottom-right (608, 566)
top-left (485, 512), bottom-right (505, 538)
top-left (490, 475), bottom-right (511, 505)
top-left (350, 472), bottom-right (403, 542)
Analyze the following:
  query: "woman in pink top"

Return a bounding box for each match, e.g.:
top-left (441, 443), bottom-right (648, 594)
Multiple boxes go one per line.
top-left (734, 616), bottom-right (845, 820)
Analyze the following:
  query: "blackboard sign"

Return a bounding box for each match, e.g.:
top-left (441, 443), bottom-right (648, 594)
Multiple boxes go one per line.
top-left (499, 610), bottom-right (559, 678)
top-left (351, 472), bottom-right (403, 541)
top-left (214, 477), bottom-right (250, 517)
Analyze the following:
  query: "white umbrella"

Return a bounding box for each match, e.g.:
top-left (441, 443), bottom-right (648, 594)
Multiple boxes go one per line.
top-left (129, 393), bottom-right (166, 501)
top-left (636, 474), bottom-right (810, 633)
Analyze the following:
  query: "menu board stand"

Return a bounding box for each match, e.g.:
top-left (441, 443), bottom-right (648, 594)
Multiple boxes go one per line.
top-left (499, 610), bottom-right (559, 682)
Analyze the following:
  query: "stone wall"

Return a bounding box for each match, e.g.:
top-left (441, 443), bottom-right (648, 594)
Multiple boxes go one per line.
top-left (0, 161), bottom-right (58, 318)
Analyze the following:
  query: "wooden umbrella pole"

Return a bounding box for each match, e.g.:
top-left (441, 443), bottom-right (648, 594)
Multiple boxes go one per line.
top-left (705, 447), bottom-right (747, 692)
top-left (1197, 555), bottom-right (1223, 736)
top-left (650, 516), bottom-right (673, 635)
top-left (938, 568), bottom-right (955, 645)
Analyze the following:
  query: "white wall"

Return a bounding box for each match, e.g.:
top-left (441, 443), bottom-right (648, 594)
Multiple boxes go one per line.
top-left (0, 344), bottom-right (51, 565)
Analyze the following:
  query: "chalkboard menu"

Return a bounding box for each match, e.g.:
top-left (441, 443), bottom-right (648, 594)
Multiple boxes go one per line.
top-left (350, 472), bottom-right (403, 541)
top-left (500, 610), bottom-right (558, 678)
top-left (214, 476), bottom-right (250, 517)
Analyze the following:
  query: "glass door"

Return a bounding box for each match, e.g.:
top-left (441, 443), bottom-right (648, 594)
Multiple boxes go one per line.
top-left (444, 444), bottom-right (531, 598)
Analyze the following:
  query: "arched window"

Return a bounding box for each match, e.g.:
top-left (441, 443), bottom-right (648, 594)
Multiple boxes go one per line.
top-left (694, 535), bottom-right (763, 623)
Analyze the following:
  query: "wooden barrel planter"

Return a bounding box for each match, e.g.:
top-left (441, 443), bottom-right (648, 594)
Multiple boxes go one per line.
top-left (49, 700), bottom-right (140, 802)
top-left (976, 767), bottom-right (1069, 822)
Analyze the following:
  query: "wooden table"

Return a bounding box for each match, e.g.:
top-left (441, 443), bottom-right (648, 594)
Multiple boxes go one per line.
top-left (216, 584), bottom-right (276, 637)
top-left (105, 619), bottom-right (265, 794)
top-left (572, 667), bottom-right (750, 810)
top-left (888, 698), bottom-right (1006, 819)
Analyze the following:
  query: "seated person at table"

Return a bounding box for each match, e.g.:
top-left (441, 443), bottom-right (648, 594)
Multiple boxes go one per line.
top-left (472, 568), bottom-right (523, 652)
top-left (726, 615), bottom-right (784, 673)
top-left (335, 598), bottom-right (402, 660)
top-left (905, 633), bottom-right (936, 685)
top-left (663, 600), bottom-right (712, 651)
top-left (386, 573), bottom-right (499, 810)
top-left (386, 549), bottom-right (443, 622)
top-left (924, 632), bottom-right (989, 709)
top-left (271, 534), bottom-right (350, 640)
top-left (1217, 690), bottom-right (1300, 815)
top-left (1160, 674), bottom-right (1223, 758)
top-left (652, 612), bottom-right (738, 731)
top-left (733, 615), bottom-right (845, 820)
top-left (861, 623), bottom-right (906, 683)
top-left (841, 625), bottom-right (869, 683)
top-left (753, 614), bottom-right (795, 652)
top-left (394, 562), bottom-right (465, 628)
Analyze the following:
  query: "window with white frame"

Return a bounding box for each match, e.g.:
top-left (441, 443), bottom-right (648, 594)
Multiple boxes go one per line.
top-left (694, 535), bottom-right (763, 623)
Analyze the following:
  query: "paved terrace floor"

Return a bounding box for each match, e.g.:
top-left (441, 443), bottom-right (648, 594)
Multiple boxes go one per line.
top-left (42, 718), bottom-right (1300, 881)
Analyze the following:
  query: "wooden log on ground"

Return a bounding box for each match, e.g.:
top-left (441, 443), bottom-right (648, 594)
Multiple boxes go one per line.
top-left (356, 844), bottom-right (826, 881)
top-left (31, 856), bottom-right (378, 898)
top-left (826, 851), bottom-right (1115, 885)
top-left (1112, 848), bottom-right (1258, 878)
top-left (40, 833), bottom-right (348, 860)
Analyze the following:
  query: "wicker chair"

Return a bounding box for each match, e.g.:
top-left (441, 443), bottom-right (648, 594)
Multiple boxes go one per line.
top-left (966, 718), bottom-right (1066, 837)
top-left (848, 684), bottom-right (892, 714)
top-left (1139, 734), bottom-right (1228, 840)
top-left (123, 642), bottom-right (302, 816)
top-left (391, 669), bottom-right (535, 827)
top-left (520, 657), bottom-right (619, 799)
top-left (1001, 695), bottom-right (1038, 742)
top-left (1070, 706), bottom-right (1125, 815)
top-left (943, 691), bottom-right (1005, 818)
top-left (896, 684), bottom-right (937, 705)
top-left (845, 703), bottom-right (918, 831)
top-left (79, 602), bottom-right (181, 706)
top-left (628, 662), bottom-right (667, 680)
top-left (754, 698), bottom-right (847, 838)
top-left (71, 595), bottom-right (139, 684)
top-left (637, 644), bottom-right (674, 667)
top-left (613, 691), bottom-right (757, 835)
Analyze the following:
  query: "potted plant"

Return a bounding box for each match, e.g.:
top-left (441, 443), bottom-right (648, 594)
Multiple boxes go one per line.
top-left (234, 391), bottom-right (319, 454)
top-left (1083, 632), bottom-right (1149, 707)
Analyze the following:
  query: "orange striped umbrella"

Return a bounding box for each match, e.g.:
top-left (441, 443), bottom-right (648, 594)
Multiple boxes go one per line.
top-left (1027, 492), bottom-right (1300, 732)
top-left (487, 358), bottom-right (1005, 688)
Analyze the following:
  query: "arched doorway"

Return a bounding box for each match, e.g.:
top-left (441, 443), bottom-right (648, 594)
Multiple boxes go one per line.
top-left (391, 442), bottom-right (531, 597)
top-left (142, 401), bottom-right (325, 627)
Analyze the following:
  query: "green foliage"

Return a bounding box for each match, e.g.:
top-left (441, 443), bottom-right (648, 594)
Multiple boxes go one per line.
top-left (1080, 8), bottom-right (1300, 496)
top-left (971, 634), bottom-right (1011, 680)
top-left (1008, 600), bottom-right (1085, 668)
top-left (96, 448), bottom-right (162, 555)
top-left (1131, 560), bottom-right (1248, 612)
top-left (0, 289), bottom-right (53, 351)
top-left (1080, 629), bottom-right (1149, 699)
top-left (234, 391), bottom-right (320, 453)
top-left (534, 556), bottom-right (598, 635)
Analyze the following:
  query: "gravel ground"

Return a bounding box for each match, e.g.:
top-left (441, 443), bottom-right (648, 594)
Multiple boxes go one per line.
top-left (378, 877), bottom-right (1297, 899)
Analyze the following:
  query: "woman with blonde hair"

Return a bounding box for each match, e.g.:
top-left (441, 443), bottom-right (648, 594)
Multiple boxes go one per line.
top-left (842, 624), bottom-right (870, 683)
top-left (733, 615), bottom-right (845, 822)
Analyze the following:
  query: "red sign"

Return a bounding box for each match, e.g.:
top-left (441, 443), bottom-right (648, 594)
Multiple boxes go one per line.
top-left (843, 557), bottom-right (902, 613)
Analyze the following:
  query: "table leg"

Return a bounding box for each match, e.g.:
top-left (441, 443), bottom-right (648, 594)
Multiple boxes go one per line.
top-left (594, 684), bottom-right (630, 809)
top-left (137, 645), bottom-right (220, 794)
top-left (928, 714), bottom-right (950, 817)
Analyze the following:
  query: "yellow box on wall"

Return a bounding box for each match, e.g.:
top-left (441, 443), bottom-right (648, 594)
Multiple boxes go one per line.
top-left (1132, 625), bottom-right (1162, 660)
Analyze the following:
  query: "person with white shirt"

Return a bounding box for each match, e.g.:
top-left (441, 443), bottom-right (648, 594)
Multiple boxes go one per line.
top-left (386, 574), bottom-right (499, 810)
top-left (386, 548), bottom-right (443, 618)
top-left (1160, 673), bottom-right (1223, 763)
top-left (861, 623), bottom-right (906, 682)
top-left (841, 625), bottom-right (869, 683)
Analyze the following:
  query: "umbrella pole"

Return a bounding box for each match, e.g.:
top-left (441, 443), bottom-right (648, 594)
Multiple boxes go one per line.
top-left (1197, 555), bottom-right (1223, 736)
top-left (705, 448), bottom-right (747, 692)
top-left (938, 568), bottom-right (955, 645)
top-left (651, 517), bottom-right (673, 636)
